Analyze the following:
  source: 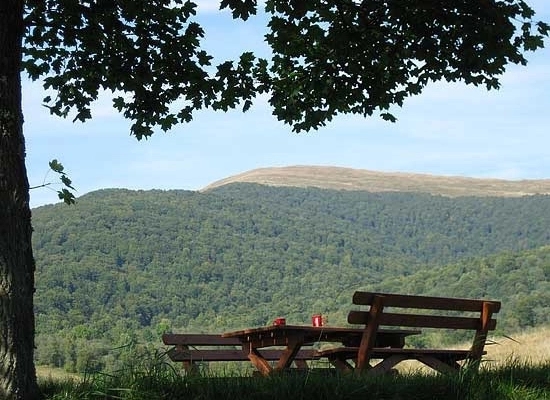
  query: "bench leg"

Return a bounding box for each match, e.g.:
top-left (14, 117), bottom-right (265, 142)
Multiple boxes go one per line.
top-left (368, 354), bottom-right (408, 376)
top-left (328, 356), bottom-right (355, 373)
top-left (417, 356), bottom-right (460, 375)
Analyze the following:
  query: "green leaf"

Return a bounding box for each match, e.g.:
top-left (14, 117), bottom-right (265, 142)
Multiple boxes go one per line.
top-left (537, 21), bottom-right (550, 37)
top-left (196, 50), bottom-right (213, 66)
top-left (48, 159), bottom-right (64, 174)
top-left (57, 188), bottom-right (76, 205)
top-left (380, 112), bottom-right (397, 123)
top-left (219, 0), bottom-right (257, 20)
top-left (60, 175), bottom-right (75, 190)
top-left (112, 97), bottom-right (126, 111)
top-left (242, 99), bottom-right (253, 112)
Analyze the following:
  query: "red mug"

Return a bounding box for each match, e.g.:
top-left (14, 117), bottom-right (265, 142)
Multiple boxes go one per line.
top-left (312, 314), bottom-right (323, 327)
top-left (273, 317), bottom-right (286, 326)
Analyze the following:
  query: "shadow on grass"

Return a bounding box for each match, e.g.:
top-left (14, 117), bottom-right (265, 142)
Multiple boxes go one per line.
top-left (39, 352), bottom-right (550, 400)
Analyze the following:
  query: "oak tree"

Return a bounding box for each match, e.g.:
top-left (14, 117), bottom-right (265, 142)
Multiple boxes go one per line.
top-left (0, 0), bottom-right (547, 398)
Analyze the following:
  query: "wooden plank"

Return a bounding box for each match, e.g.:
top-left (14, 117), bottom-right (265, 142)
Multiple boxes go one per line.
top-left (328, 357), bottom-right (354, 372)
top-left (315, 347), bottom-right (355, 358)
top-left (416, 355), bottom-right (460, 374)
top-left (352, 291), bottom-right (501, 313)
top-left (470, 301), bottom-right (495, 365)
top-left (169, 348), bottom-right (247, 362)
top-left (168, 348), bottom-right (318, 362)
top-left (318, 347), bottom-right (474, 375)
top-left (316, 347), bottom-right (473, 360)
top-left (162, 333), bottom-right (241, 346)
top-left (293, 360), bottom-right (308, 369)
top-left (368, 354), bottom-right (408, 376)
top-left (348, 311), bottom-right (497, 330)
top-left (275, 337), bottom-right (303, 370)
top-left (357, 295), bottom-right (383, 371)
top-left (248, 349), bottom-right (273, 376)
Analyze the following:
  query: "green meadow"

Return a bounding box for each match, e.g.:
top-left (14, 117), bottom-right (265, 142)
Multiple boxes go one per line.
top-left (38, 326), bottom-right (550, 400)
top-left (39, 358), bottom-right (550, 400)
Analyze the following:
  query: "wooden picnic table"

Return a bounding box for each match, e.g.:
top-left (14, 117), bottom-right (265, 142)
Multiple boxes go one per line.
top-left (222, 324), bottom-right (420, 376)
top-left (162, 333), bottom-right (317, 373)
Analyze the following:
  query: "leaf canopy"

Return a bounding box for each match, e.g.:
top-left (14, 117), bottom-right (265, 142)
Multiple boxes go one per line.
top-left (23, 0), bottom-right (263, 138)
top-left (23, 0), bottom-right (548, 135)
top-left (263, 0), bottom-right (548, 130)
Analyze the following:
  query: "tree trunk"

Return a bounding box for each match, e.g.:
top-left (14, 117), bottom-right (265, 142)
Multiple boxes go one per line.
top-left (0, 0), bottom-right (40, 398)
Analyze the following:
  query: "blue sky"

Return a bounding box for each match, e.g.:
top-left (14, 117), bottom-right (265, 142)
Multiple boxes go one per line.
top-left (24, 1), bottom-right (550, 208)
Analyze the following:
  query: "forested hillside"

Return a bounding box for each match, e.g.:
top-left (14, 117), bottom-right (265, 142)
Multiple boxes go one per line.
top-left (31, 184), bottom-right (550, 372)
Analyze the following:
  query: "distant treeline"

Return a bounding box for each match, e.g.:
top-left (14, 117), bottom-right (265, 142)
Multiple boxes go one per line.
top-left (31, 184), bottom-right (550, 372)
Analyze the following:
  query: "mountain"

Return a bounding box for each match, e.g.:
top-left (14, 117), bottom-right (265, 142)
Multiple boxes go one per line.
top-left (202, 166), bottom-right (550, 197)
top-left (30, 178), bottom-right (550, 372)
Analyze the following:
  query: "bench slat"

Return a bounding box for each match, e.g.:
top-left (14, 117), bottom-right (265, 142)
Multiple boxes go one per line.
top-left (353, 291), bottom-right (501, 313)
top-left (348, 311), bottom-right (497, 330)
top-left (316, 347), bottom-right (475, 362)
top-left (162, 334), bottom-right (241, 346)
top-left (168, 348), bottom-right (318, 362)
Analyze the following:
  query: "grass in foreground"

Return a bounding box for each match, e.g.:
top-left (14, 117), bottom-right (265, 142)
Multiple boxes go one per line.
top-left (39, 355), bottom-right (550, 400)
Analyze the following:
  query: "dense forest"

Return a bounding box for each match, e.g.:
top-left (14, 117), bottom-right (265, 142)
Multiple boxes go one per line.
top-left (31, 184), bottom-right (550, 372)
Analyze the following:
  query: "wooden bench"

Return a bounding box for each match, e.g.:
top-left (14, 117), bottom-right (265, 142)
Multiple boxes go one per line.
top-left (162, 333), bottom-right (318, 373)
top-left (315, 291), bottom-right (501, 375)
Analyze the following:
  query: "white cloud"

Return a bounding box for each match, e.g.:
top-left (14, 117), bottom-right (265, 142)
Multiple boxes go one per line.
top-left (195, 0), bottom-right (220, 13)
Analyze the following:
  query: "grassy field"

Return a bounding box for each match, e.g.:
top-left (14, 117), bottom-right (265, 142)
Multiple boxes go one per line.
top-left (388, 325), bottom-right (550, 375)
top-left (38, 326), bottom-right (550, 399)
top-left (485, 326), bottom-right (550, 366)
top-left (202, 165), bottom-right (550, 197)
top-left (36, 366), bottom-right (81, 382)
top-left (38, 359), bottom-right (550, 400)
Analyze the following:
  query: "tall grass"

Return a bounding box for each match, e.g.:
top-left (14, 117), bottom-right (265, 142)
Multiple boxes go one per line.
top-left (39, 351), bottom-right (550, 400)
top-left (485, 326), bottom-right (550, 366)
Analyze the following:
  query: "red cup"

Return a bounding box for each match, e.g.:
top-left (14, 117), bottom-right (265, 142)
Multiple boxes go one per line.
top-left (273, 317), bottom-right (286, 326)
top-left (312, 314), bottom-right (323, 327)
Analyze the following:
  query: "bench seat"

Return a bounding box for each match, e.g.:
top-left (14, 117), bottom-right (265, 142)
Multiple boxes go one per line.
top-left (163, 333), bottom-right (241, 346)
top-left (315, 347), bottom-right (483, 374)
top-left (168, 348), bottom-right (318, 362)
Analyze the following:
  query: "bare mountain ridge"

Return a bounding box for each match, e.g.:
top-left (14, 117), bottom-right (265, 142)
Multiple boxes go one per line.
top-left (202, 165), bottom-right (550, 197)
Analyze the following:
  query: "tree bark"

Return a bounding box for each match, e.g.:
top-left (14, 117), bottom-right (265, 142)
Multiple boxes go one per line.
top-left (0, 0), bottom-right (40, 398)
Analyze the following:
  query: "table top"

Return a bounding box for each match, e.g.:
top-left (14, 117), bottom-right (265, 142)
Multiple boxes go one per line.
top-left (222, 324), bottom-right (420, 347)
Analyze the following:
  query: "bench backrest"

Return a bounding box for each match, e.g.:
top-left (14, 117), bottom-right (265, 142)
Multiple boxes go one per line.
top-left (349, 292), bottom-right (501, 330)
top-left (348, 291), bottom-right (501, 371)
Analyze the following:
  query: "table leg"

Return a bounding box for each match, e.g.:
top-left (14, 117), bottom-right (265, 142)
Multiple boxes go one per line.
top-left (176, 345), bottom-right (199, 375)
top-left (328, 356), bottom-right (354, 373)
top-left (248, 347), bottom-right (273, 376)
top-left (275, 337), bottom-right (303, 371)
